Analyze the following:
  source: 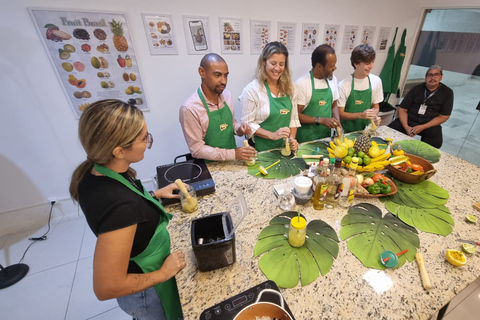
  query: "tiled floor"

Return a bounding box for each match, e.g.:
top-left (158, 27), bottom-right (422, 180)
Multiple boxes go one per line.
top-left (1, 211), bottom-right (480, 319)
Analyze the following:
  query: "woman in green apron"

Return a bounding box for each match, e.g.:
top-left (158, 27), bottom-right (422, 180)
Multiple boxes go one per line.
top-left (69, 100), bottom-right (185, 320)
top-left (239, 41), bottom-right (300, 152)
top-left (338, 44), bottom-right (383, 133)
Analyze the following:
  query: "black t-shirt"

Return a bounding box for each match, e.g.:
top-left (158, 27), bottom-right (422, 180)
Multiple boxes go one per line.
top-left (400, 82), bottom-right (454, 126)
top-left (78, 172), bottom-right (160, 273)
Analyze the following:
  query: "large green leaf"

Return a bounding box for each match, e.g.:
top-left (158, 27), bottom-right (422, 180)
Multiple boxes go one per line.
top-left (297, 141), bottom-right (329, 159)
top-left (396, 140), bottom-right (441, 163)
top-left (247, 150), bottom-right (306, 179)
top-left (254, 211), bottom-right (339, 288)
top-left (382, 179), bottom-right (454, 236)
top-left (340, 203), bottom-right (419, 270)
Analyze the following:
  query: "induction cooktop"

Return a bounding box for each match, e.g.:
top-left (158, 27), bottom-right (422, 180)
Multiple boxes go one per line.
top-left (156, 158), bottom-right (215, 205)
top-left (199, 280), bottom-right (295, 320)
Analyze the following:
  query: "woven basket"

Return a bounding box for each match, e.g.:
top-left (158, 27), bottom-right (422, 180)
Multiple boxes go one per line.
top-left (387, 153), bottom-right (436, 184)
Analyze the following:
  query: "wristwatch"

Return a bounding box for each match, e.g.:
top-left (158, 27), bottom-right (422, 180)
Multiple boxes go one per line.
top-left (148, 190), bottom-right (158, 199)
top-left (314, 117), bottom-right (320, 126)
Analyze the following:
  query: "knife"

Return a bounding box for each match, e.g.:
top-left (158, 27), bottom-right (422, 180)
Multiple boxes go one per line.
top-left (456, 239), bottom-right (480, 246)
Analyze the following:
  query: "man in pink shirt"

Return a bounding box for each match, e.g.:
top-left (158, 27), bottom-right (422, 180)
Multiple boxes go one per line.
top-left (180, 53), bottom-right (256, 161)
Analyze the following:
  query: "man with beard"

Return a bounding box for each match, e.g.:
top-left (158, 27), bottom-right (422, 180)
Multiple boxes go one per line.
top-left (180, 53), bottom-right (255, 161)
top-left (295, 44), bottom-right (341, 142)
top-left (388, 65), bottom-right (453, 148)
top-left (338, 44), bottom-right (383, 133)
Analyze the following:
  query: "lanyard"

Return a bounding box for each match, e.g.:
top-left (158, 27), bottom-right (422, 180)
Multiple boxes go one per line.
top-left (423, 86), bottom-right (439, 103)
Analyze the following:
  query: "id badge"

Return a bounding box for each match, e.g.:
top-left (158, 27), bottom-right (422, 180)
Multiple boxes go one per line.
top-left (418, 104), bottom-right (427, 115)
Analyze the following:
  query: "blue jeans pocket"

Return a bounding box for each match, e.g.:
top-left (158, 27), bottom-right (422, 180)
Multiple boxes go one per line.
top-left (117, 286), bottom-right (168, 320)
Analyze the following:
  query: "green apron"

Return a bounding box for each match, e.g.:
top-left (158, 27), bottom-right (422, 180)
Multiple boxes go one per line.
top-left (94, 164), bottom-right (183, 320)
top-left (198, 88), bottom-right (237, 150)
top-left (379, 27), bottom-right (398, 95)
top-left (254, 81), bottom-right (293, 151)
top-left (390, 29), bottom-right (407, 97)
top-left (341, 75), bottom-right (372, 133)
top-left (296, 71), bottom-right (333, 143)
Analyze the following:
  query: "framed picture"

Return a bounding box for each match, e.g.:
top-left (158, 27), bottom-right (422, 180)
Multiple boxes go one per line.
top-left (29, 8), bottom-right (148, 118)
top-left (141, 13), bottom-right (177, 55)
top-left (301, 23), bottom-right (320, 54)
top-left (183, 15), bottom-right (211, 55)
top-left (250, 19), bottom-right (271, 55)
top-left (219, 17), bottom-right (243, 54)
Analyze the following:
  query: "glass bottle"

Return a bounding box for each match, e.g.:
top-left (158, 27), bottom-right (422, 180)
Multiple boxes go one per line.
top-left (281, 137), bottom-right (291, 156)
top-left (328, 157), bottom-right (336, 175)
top-left (288, 216), bottom-right (307, 247)
top-left (325, 158), bottom-right (343, 209)
top-left (339, 157), bottom-right (359, 209)
top-left (313, 159), bottom-right (330, 210)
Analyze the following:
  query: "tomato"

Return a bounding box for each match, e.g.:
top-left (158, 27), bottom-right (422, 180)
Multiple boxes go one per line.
top-left (410, 164), bottom-right (424, 171)
top-left (372, 173), bottom-right (387, 184)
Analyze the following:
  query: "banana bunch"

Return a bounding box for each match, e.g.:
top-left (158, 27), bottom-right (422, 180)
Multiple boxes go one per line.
top-left (345, 153), bottom-right (391, 172)
top-left (327, 137), bottom-right (355, 157)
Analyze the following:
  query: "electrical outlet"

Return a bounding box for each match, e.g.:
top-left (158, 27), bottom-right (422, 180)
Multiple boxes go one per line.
top-left (47, 197), bottom-right (59, 204)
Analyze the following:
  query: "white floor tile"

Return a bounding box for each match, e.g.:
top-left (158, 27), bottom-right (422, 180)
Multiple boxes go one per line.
top-left (88, 306), bottom-right (131, 320)
top-left (79, 222), bottom-right (97, 260)
top-left (443, 285), bottom-right (480, 320)
top-left (0, 217), bottom-right (86, 275)
top-left (66, 256), bottom-right (120, 320)
top-left (0, 262), bottom-right (76, 319)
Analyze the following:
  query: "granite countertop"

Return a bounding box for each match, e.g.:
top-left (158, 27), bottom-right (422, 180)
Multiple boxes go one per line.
top-left (165, 126), bottom-right (480, 320)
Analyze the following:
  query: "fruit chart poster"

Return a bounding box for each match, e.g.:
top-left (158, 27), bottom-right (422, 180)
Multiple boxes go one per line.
top-left (219, 17), bottom-right (243, 54)
top-left (250, 20), bottom-right (271, 55)
top-left (29, 8), bottom-right (148, 119)
top-left (341, 25), bottom-right (359, 54)
top-left (277, 22), bottom-right (296, 54)
top-left (142, 13), bottom-right (178, 55)
top-left (323, 24), bottom-right (340, 50)
top-left (300, 23), bottom-right (319, 54)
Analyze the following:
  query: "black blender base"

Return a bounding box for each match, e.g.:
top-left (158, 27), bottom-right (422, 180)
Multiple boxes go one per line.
top-left (0, 264), bottom-right (29, 289)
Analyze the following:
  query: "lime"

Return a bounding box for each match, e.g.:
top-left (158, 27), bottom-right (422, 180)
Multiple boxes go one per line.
top-left (343, 156), bottom-right (352, 164)
top-left (462, 243), bottom-right (475, 254)
top-left (358, 151), bottom-right (365, 158)
top-left (445, 249), bottom-right (466, 267)
top-left (465, 214), bottom-right (477, 223)
top-left (353, 153), bottom-right (358, 158)
top-left (357, 157), bottom-right (363, 166)
top-left (348, 148), bottom-right (355, 157)
top-left (363, 155), bottom-right (371, 166)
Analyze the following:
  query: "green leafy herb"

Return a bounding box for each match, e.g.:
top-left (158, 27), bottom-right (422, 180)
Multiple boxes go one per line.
top-left (396, 140), bottom-right (441, 163)
top-left (340, 203), bottom-right (419, 269)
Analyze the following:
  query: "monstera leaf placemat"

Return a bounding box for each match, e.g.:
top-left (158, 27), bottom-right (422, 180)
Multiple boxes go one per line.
top-left (381, 179), bottom-right (454, 236)
top-left (254, 211), bottom-right (339, 288)
top-left (396, 140), bottom-right (441, 163)
top-left (296, 141), bottom-right (329, 159)
top-left (247, 150), bottom-right (306, 179)
top-left (340, 203), bottom-right (419, 270)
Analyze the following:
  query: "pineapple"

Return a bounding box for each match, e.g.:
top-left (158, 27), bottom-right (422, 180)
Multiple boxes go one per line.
top-left (109, 19), bottom-right (128, 52)
top-left (353, 128), bottom-right (371, 154)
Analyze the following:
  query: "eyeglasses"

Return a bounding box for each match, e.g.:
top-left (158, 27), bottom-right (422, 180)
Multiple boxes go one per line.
top-left (131, 132), bottom-right (154, 149)
top-left (426, 73), bottom-right (441, 78)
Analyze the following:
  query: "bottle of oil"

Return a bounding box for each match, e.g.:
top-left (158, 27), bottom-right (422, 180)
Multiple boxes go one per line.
top-left (313, 159), bottom-right (330, 210)
top-left (325, 158), bottom-right (343, 209)
top-left (338, 157), bottom-right (359, 209)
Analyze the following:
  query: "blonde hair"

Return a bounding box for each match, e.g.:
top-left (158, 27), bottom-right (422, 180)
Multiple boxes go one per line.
top-left (69, 99), bottom-right (145, 201)
top-left (255, 41), bottom-right (294, 97)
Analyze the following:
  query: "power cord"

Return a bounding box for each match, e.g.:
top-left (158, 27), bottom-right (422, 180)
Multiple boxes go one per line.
top-left (18, 201), bottom-right (55, 264)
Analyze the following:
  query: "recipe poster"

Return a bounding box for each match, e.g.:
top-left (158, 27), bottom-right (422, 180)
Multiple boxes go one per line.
top-left (277, 22), bottom-right (296, 53)
top-left (29, 8), bottom-right (148, 118)
top-left (376, 27), bottom-right (391, 52)
top-left (361, 26), bottom-right (376, 46)
top-left (323, 24), bottom-right (340, 49)
top-left (300, 23), bottom-right (319, 54)
top-left (250, 19), bottom-right (271, 55)
top-left (341, 25), bottom-right (359, 54)
top-left (182, 15), bottom-right (211, 55)
top-left (141, 13), bottom-right (177, 55)
top-left (219, 17), bottom-right (243, 54)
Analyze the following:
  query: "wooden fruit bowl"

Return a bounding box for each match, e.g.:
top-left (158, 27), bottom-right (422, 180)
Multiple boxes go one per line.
top-left (387, 153), bottom-right (436, 184)
top-left (355, 179), bottom-right (398, 198)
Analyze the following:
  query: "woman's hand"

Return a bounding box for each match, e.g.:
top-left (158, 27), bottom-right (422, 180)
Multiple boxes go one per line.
top-left (155, 183), bottom-right (180, 199)
top-left (160, 250), bottom-right (186, 279)
top-left (271, 127), bottom-right (290, 140)
top-left (289, 137), bottom-right (299, 151)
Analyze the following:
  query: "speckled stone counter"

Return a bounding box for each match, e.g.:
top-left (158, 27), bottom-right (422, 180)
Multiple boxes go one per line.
top-left (164, 126), bottom-right (480, 320)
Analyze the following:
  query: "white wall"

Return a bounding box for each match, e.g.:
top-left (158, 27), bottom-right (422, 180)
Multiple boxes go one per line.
top-left (0, 0), bottom-right (477, 235)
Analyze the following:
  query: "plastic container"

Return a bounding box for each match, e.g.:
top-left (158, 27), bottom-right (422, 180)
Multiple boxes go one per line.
top-left (292, 188), bottom-right (312, 205)
top-left (191, 193), bottom-right (248, 271)
top-left (294, 176), bottom-right (312, 195)
top-left (288, 216), bottom-right (307, 247)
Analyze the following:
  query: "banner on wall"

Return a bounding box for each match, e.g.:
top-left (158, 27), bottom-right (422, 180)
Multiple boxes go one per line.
top-left (141, 13), bottom-right (178, 55)
top-left (29, 8), bottom-right (148, 118)
top-left (219, 17), bottom-right (243, 54)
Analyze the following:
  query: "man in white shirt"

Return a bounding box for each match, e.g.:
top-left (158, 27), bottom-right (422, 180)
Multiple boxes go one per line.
top-left (295, 44), bottom-right (341, 143)
top-left (338, 44), bottom-right (383, 133)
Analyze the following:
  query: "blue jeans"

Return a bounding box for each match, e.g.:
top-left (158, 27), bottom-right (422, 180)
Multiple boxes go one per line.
top-left (117, 286), bottom-right (182, 320)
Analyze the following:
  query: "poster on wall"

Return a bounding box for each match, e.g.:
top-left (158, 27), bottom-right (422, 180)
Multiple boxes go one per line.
top-left (323, 24), bottom-right (340, 49)
top-left (376, 27), bottom-right (391, 52)
top-left (300, 23), bottom-right (319, 54)
top-left (141, 13), bottom-right (177, 55)
top-left (250, 20), bottom-right (271, 55)
top-left (341, 25), bottom-right (359, 54)
top-left (183, 15), bottom-right (211, 55)
top-left (277, 22), bottom-right (296, 53)
top-left (219, 17), bottom-right (243, 54)
top-left (29, 8), bottom-right (148, 119)
top-left (361, 26), bottom-right (376, 46)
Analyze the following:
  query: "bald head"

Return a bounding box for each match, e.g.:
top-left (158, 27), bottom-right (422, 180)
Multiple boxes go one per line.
top-left (200, 53), bottom-right (226, 70)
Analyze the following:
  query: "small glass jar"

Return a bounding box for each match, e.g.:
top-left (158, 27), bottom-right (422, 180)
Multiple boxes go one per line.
top-left (288, 216), bottom-right (307, 247)
top-left (179, 185), bottom-right (198, 213)
top-left (281, 137), bottom-right (291, 156)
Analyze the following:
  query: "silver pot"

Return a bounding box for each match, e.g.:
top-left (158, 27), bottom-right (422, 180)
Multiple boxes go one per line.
top-left (233, 289), bottom-right (293, 320)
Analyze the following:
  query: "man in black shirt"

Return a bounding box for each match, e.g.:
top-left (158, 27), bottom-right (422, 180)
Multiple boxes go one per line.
top-left (388, 65), bottom-right (453, 148)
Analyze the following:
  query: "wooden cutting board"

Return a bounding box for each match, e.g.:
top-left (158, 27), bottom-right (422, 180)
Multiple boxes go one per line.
top-left (473, 202), bottom-right (480, 212)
